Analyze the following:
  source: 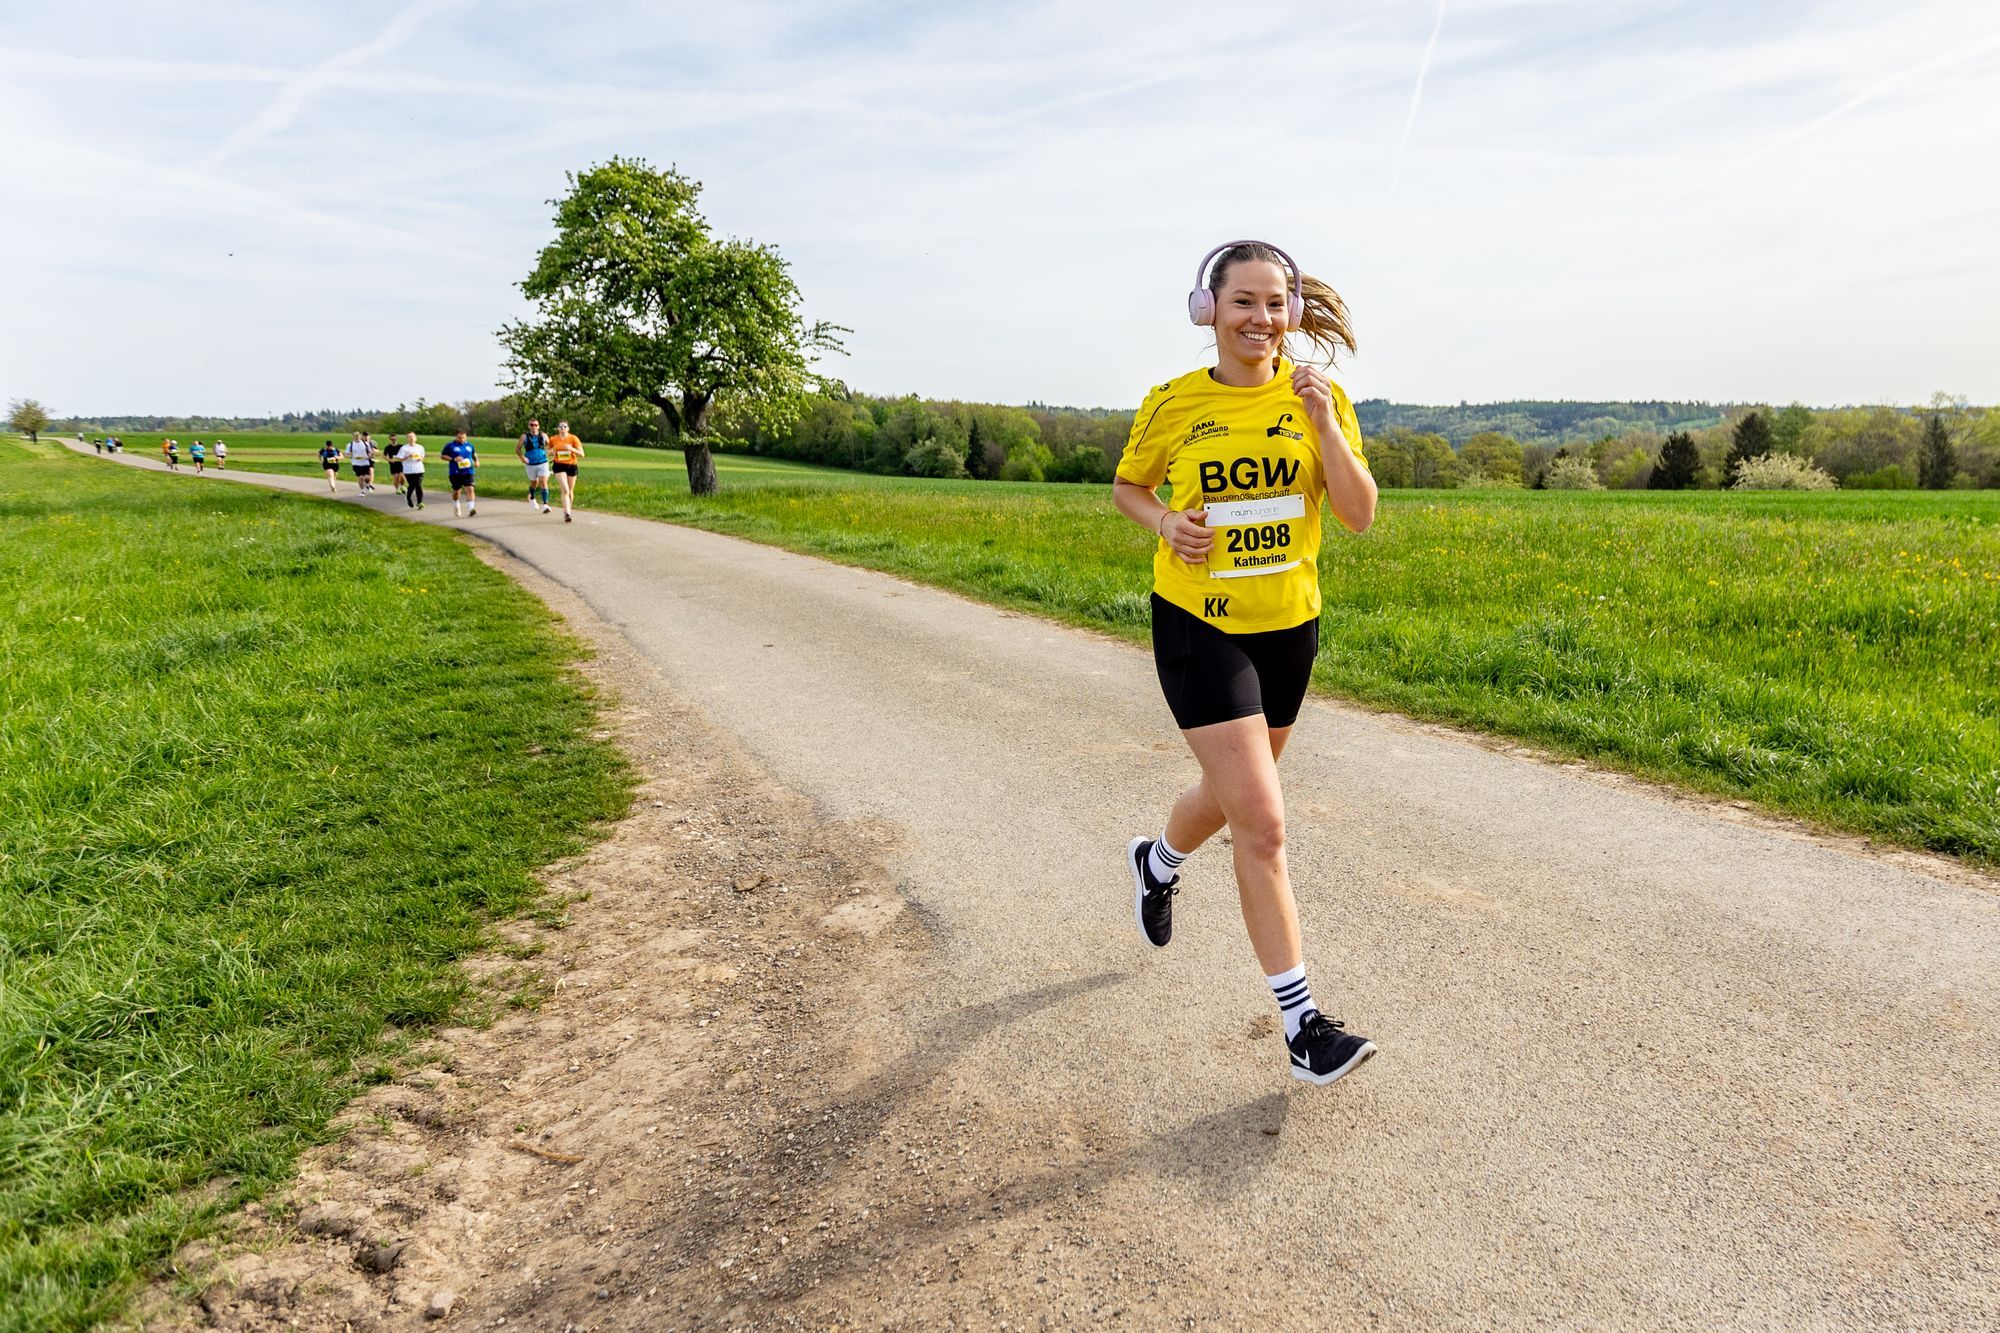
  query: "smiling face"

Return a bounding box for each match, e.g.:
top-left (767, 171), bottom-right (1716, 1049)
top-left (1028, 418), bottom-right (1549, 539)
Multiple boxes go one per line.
top-left (1212, 258), bottom-right (1291, 376)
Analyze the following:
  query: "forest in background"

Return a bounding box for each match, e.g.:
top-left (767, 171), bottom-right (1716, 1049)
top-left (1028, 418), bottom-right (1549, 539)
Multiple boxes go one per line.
top-left (57, 390), bottom-right (2000, 490)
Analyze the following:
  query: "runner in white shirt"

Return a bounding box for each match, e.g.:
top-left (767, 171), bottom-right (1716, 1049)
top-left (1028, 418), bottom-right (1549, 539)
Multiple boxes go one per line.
top-left (395, 432), bottom-right (427, 510)
top-left (345, 432), bottom-right (376, 494)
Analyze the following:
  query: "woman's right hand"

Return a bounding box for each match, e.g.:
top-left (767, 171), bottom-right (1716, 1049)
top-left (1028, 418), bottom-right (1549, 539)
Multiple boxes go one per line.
top-left (1162, 508), bottom-right (1212, 564)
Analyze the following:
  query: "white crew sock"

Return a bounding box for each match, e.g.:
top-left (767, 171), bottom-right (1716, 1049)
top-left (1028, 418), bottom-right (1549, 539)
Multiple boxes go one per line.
top-left (1146, 834), bottom-right (1188, 885)
top-left (1267, 964), bottom-right (1318, 1040)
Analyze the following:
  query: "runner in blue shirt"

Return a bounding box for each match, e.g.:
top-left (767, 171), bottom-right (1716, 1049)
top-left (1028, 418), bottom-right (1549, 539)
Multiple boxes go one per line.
top-left (443, 429), bottom-right (479, 517)
top-left (318, 440), bottom-right (342, 492)
top-left (190, 440), bottom-right (206, 473)
top-left (516, 418), bottom-right (552, 512)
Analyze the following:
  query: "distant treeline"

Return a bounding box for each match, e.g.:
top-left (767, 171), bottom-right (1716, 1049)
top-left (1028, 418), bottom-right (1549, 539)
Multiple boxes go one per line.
top-left (1354, 399), bottom-right (1728, 447)
top-left (60, 392), bottom-right (2000, 489)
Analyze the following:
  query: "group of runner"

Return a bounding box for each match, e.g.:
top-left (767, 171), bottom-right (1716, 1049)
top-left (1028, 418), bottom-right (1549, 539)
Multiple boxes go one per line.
top-left (156, 438), bottom-right (227, 472)
top-left (90, 437), bottom-right (127, 455)
top-left (316, 418), bottom-right (586, 521)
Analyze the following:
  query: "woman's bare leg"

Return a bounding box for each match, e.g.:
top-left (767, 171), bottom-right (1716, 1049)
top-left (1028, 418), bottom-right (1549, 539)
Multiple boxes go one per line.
top-left (1178, 715), bottom-right (1300, 975)
top-left (1162, 723), bottom-right (1290, 854)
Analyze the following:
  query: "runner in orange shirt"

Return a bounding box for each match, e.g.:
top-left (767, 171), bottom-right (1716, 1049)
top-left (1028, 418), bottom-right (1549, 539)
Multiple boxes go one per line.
top-left (548, 420), bottom-right (587, 523)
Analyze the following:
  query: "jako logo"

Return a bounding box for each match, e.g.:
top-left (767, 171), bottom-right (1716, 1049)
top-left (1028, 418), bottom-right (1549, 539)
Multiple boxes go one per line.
top-left (1266, 413), bottom-right (1303, 440)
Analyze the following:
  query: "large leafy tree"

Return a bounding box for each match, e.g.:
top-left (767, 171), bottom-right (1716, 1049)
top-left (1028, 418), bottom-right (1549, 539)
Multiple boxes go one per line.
top-left (8, 398), bottom-right (50, 443)
top-left (1460, 431), bottom-right (1524, 484)
top-left (499, 158), bottom-right (845, 495)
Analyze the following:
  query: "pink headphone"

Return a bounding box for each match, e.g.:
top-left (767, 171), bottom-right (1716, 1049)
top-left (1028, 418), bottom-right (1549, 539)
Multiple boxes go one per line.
top-left (1189, 240), bottom-right (1304, 330)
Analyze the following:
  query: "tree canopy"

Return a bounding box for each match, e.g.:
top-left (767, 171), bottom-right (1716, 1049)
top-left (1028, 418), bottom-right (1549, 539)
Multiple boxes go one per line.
top-left (8, 398), bottom-right (50, 443)
top-left (499, 157), bottom-right (845, 494)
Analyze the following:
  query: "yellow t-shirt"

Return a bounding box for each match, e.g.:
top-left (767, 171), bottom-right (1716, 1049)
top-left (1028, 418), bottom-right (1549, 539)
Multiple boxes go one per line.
top-left (1117, 359), bottom-right (1366, 634)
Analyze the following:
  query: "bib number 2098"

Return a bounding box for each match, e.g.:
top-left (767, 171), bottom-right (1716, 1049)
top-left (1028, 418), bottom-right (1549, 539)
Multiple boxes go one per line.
top-left (1225, 523), bottom-right (1292, 554)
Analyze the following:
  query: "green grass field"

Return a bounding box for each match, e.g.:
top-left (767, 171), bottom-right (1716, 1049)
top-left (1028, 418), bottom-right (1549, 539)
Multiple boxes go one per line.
top-left (2, 439), bottom-right (630, 1330)
top-left (96, 431), bottom-right (2000, 864)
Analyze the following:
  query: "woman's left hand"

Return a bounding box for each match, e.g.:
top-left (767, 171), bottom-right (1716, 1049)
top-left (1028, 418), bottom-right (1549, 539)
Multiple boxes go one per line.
top-left (1290, 363), bottom-right (1335, 426)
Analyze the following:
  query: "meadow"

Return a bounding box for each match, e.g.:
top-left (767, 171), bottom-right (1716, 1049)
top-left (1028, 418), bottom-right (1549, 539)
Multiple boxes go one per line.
top-left (1, 439), bottom-right (630, 1329)
top-left (144, 432), bottom-right (2000, 865)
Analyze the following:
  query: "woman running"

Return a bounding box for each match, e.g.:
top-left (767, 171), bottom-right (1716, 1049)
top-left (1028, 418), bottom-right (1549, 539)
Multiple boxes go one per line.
top-left (319, 439), bottom-right (342, 491)
top-left (441, 429), bottom-right (478, 517)
top-left (548, 419), bottom-right (585, 522)
top-left (214, 439), bottom-right (228, 470)
top-left (396, 433), bottom-right (427, 509)
top-left (190, 440), bottom-right (206, 473)
top-left (1112, 240), bottom-right (1378, 1087)
top-left (163, 439), bottom-right (179, 470)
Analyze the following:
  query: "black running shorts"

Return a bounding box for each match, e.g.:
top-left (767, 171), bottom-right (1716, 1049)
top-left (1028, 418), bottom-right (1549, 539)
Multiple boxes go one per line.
top-left (1150, 594), bottom-right (1319, 731)
top-left (552, 462), bottom-right (578, 476)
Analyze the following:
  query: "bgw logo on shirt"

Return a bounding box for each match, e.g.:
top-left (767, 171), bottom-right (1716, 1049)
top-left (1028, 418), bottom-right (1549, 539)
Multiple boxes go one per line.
top-left (1200, 456), bottom-right (1301, 494)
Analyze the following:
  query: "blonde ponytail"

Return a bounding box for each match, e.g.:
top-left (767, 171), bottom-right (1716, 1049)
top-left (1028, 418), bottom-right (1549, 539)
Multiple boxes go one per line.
top-left (1291, 272), bottom-right (1356, 367)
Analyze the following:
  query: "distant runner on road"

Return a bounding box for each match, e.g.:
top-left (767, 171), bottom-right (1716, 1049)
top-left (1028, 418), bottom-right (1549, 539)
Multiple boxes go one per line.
top-left (346, 432), bottom-right (376, 494)
top-left (318, 439), bottom-right (342, 491)
top-left (549, 419), bottom-right (585, 523)
top-left (190, 440), bottom-right (206, 473)
top-left (214, 440), bottom-right (228, 470)
top-left (517, 418), bottom-right (552, 513)
top-left (442, 429), bottom-right (478, 517)
top-left (163, 439), bottom-right (179, 470)
top-left (378, 430), bottom-right (404, 495)
top-left (395, 432), bottom-right (427, 510)
top-left (1112, 240), bottom-right (1379, 1088)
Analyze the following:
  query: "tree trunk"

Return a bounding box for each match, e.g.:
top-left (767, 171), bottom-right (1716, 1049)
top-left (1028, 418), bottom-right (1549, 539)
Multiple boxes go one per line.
top-left (683, 439), bottom-right (718, 496)
top-left (681, 391), bottom-right (718, 496)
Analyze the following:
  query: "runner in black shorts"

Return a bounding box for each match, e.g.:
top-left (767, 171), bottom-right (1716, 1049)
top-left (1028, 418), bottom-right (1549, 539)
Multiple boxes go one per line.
top-left (346, 432), bottom-right (375, 494)
top-left (318, 439), bottom-right (342, 492)
top-left (381, 431), bottom-right (404, 495)
top-left (1110, 240), bottom-right (1380, 1088)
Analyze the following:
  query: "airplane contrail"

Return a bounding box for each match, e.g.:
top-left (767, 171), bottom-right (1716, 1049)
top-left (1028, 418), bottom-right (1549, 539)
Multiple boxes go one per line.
top-left (201, 0), bottom-right (474, 170)
top-left (1646, 27), bottom-right (2000, 217)
top-left (1391, 0), bottom-right (1449, 200)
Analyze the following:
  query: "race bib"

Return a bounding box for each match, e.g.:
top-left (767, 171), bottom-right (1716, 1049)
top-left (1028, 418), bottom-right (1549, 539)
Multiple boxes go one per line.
top-left (1204, 494), bottom-right (1306, 579)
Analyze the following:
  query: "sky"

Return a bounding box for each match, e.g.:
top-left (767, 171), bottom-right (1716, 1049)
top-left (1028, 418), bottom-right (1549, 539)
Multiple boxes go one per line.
top-left (4, 0), bottom-right (1998, 417)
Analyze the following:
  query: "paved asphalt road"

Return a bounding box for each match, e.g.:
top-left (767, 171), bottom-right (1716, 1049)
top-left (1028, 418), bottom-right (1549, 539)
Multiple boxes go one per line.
top-left (66, 441), bottom-right (2000, 1327)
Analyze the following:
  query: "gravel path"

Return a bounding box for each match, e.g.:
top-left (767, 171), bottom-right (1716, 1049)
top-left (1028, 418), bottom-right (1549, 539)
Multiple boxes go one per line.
top-left (73, 441), bottom-right (2000, 1328)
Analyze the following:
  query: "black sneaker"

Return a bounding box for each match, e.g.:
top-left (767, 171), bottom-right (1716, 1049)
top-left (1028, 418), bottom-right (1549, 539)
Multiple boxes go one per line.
top-left (1126, 837), bottom-right (1179, 948)
top-left (1287, 1012), bottom-right (1376, 1086)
